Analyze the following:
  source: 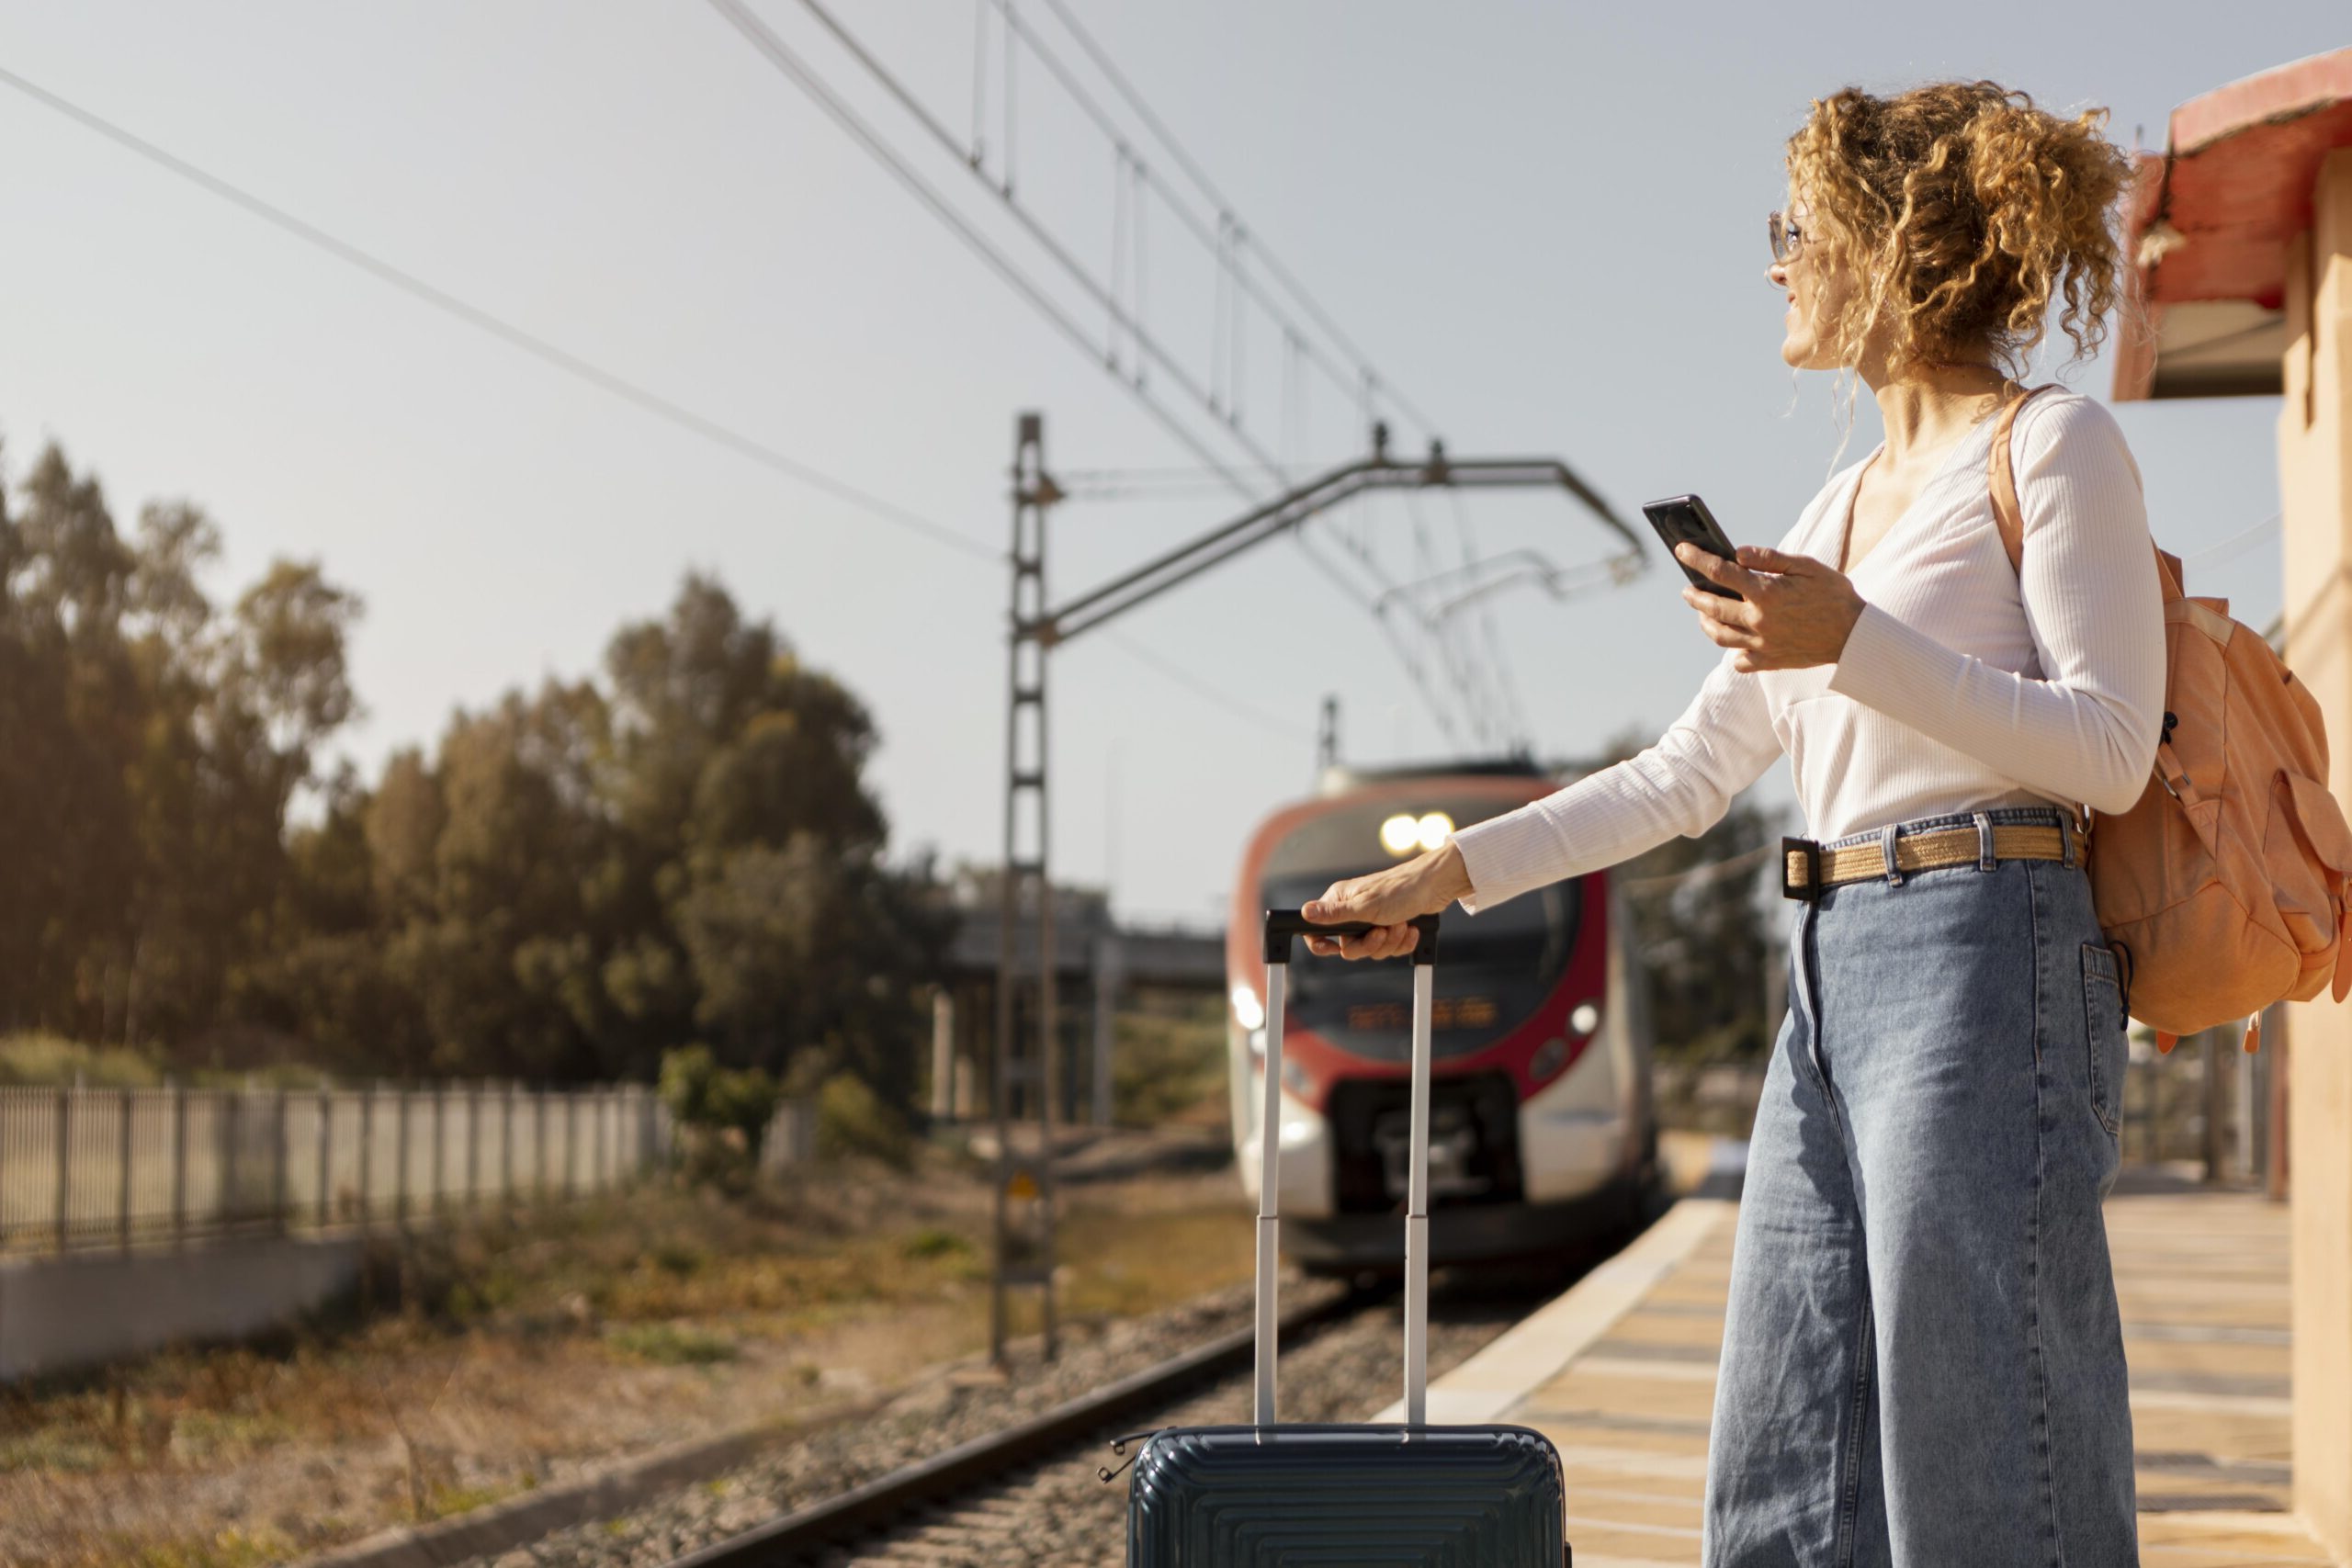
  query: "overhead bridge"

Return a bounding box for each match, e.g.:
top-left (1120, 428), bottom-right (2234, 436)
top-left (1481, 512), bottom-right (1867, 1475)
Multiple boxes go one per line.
top-left (945, 909), bottom-right (1224, 991)
top-left (934, 898), bottom-right (1226, 1126)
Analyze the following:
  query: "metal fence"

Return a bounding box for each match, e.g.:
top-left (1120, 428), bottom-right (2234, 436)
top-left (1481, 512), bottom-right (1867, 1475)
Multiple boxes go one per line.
top-left (1657, 1004), bottom-right (2286, 1186)
top-left (0, 1080), bottom-right (679, 1255)
top-left (2118, 1006), bottom-right (2285, 1182)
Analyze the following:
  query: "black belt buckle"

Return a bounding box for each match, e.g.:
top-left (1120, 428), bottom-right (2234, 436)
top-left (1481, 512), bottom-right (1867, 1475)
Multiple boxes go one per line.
top-left (1781, 836), bottom-right (1821, 902)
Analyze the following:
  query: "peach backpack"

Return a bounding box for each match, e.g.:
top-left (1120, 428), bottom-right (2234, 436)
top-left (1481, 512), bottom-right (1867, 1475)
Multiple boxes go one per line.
top-left (1989, 385), bottom-right (2352, 1050)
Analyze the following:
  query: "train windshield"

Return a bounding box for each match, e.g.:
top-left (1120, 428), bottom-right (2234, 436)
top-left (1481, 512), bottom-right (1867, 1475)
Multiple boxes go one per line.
top-left (1261, 798), bottom-right (1582, 1059)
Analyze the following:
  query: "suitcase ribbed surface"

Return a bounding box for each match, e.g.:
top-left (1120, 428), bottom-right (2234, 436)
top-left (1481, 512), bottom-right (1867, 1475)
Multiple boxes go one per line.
top-left (1126, 1423), bottom-right (1566, 1565)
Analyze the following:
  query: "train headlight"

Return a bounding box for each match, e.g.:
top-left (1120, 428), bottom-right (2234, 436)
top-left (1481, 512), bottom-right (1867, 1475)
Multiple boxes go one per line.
top-left (1231, 983), bottom-right (1265, 1032)
top-left (1570, 1001), bottom-right (1600, 1036)
top-left (1379, 811), bottom-right (1455, 856)
top-left (1531, 1036), bottom-right (1568, 1079)
top-left (1280, 1056), bottom-right (1312, 1097)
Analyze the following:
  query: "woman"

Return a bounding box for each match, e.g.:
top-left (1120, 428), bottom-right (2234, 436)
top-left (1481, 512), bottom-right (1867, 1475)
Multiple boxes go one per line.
top-left (1302, 82), bottom-right (2160, 1564)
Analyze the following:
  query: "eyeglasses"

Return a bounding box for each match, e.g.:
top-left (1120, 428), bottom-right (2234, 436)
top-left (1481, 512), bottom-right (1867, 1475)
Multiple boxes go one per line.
top-left (1768, 209), bottom-right (1807, 265)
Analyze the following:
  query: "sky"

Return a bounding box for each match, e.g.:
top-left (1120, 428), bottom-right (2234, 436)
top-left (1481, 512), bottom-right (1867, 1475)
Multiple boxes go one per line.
top-left (0, 2), bottom-right (2336, 927)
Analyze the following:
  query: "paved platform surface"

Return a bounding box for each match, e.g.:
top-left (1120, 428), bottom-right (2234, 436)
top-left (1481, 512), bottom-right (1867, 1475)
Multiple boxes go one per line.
top-left (1385, 1139), bottom-right (2335, 1566)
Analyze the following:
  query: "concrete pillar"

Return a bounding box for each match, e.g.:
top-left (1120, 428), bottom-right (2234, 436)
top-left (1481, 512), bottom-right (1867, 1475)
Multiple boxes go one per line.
top-left (2281, 144), bottom-right (2352, 1561)
top-left (931, 989), bottom-right (956, 1122)
top-left (1091, 931), bottom-right (1125, 1128)
top-left (953, 981), bottom-right (983, 1121)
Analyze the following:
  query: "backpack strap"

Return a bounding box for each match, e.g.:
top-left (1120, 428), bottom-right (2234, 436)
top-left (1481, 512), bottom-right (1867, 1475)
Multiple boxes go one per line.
top-left (1985, 382), bottom-right (2065, 572)
top-left (1986, 380), bottom-right (2188, 598)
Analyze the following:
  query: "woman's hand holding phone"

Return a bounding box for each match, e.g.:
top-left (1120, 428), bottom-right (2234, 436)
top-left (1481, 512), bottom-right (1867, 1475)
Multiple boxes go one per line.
top-left (1676, 542), bottom-right (1867, 673)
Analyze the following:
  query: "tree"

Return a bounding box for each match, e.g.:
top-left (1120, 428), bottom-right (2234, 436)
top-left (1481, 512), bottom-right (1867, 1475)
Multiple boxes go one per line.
top-left (4, 446), bottom-right (141, 1034)
top-left (219, 559), bottom-right (361, 798)
top-left (0, 442), bottom-right (368, 1047)
top-left (1573, 728), bottom-right (1784, 1065)
top-left (621, 580), bottom-right (942, 1099)
top-left (0, 424), bottom-right (942, 1105)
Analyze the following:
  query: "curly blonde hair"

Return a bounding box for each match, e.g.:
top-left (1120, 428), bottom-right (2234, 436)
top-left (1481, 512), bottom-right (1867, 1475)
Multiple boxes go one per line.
top-left (1785, 81), bottom-right (2142, 390)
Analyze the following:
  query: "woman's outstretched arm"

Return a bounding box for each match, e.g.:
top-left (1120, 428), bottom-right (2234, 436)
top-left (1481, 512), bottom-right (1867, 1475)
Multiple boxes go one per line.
top-left (1450, 649), bottom-right (1782, 911)
top-left (1300, 650), bottom-right (1780, 957)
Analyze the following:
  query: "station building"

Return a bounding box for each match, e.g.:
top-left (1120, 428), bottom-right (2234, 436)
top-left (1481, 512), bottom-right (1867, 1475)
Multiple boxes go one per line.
top-left (2112, 45), bottom-right (2352, 1559)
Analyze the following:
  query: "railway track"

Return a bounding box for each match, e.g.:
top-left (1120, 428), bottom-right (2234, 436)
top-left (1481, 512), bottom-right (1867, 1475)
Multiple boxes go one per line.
top-left (662, 1283), bottom-right (1374, 1568)
top-left (616, 1265), bottom-right (1574, 1568)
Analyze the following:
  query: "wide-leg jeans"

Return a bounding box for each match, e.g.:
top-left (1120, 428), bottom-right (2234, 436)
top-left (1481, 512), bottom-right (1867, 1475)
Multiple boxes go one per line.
top-left (1702, 807), bottom-right (2138, 1566)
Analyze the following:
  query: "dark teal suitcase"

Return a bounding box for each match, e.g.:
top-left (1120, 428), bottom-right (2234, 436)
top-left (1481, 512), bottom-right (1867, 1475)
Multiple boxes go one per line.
top-left (1124, 910), bottom-right (1570, 1565)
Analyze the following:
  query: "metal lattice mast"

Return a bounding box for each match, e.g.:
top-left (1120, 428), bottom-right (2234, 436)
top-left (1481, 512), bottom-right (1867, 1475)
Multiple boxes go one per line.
top-left (991, 412), bottom-right (1061, 1369)
top-left (989, 417), bottom-right (1645, 1371)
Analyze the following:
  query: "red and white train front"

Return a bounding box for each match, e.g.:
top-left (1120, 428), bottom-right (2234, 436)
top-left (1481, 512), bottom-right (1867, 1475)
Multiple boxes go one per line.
top-left (1225, 767), bottom-right (1657, 1269)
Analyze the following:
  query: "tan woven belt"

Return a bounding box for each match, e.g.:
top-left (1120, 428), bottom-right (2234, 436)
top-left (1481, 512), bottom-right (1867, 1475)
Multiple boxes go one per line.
top-left (1781, 823), bottom-right (2085, 901)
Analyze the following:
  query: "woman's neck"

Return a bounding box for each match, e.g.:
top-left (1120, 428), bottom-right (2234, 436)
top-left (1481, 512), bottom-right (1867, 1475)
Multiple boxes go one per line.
top-left (1858, 355), bottom-right (2017, 471)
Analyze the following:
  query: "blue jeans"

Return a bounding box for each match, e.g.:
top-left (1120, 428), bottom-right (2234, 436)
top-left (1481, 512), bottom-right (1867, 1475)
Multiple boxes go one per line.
top-left (1702, 807), bottom-right (2138, 1566)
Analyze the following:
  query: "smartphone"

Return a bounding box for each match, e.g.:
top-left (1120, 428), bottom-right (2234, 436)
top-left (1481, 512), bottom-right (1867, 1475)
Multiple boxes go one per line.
top-left (1641, 493), bottom-right (1743, 601)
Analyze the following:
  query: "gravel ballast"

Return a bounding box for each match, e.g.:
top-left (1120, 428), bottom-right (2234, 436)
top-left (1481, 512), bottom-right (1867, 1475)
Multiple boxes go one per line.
top-left (475, 1264), bottom-right (1567, 1568)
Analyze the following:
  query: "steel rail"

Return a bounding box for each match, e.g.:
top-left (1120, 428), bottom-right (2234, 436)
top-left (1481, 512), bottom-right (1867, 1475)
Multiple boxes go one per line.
top-left (661, 1283), bottom-right (1376, 1567)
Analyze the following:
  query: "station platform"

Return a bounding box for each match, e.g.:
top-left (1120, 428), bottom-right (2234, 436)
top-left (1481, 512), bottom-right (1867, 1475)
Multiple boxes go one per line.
top-left (1378, 1136), bottom-right (2334, 1566)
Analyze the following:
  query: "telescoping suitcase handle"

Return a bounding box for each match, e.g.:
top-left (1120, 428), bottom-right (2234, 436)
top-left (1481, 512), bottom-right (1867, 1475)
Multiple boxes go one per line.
top-left (1256, 909), bottom-right (1441, 1428)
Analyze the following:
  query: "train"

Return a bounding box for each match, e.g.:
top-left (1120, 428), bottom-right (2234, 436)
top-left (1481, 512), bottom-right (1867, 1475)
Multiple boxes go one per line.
top-left (1225, 759), bottom-right (1660, 1271)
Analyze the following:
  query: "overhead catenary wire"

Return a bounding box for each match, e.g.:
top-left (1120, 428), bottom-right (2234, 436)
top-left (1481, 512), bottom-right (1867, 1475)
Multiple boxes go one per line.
top-left (0, 61), bottom-right (1322, 746)
top-left (1130, 148), bottom-right (1149, 387)
top-left (1055, 462), bottom-right (1324, 502)
top-left (1023, 0), bottom-right (1444, 444)
top-left (1446, 486), bottom-right (1532, 751)
top-left (980, 0), bottom-right (1430, 448)
top-left (1291, 530), bottom-right (1467, 751)
top-left (1058, 478), bottom-right (1281, 502)
top-left (718, 0), bottom-right (1544, 740)
top-left (0, 62), bottom-right (1004, 567)
top-left (16, 8), bottom-right (1552, 761)
top-left (1346, 487), bottom-right (1519, 749)
top-left (2181, 511), bottom-right (2282, 571)
top-left (1100, 630), bottom-right (1308, 740)
top-left (1107, 144), bottom-right (1129, 371)
top-left (969, 0), bottom-right (989, 166)
top-left (777, 0), bottom-right (1290, 491)
top-left (1000, 0), bottom-right (1017, 192)
top-left (1062, 464), bottom-right (1294, 479)
top-left (704, 0), bottom-right (1268, 502)
top-left (1025, 0), bottom-right (1599, 747)
top-left (1396, 487), bottom-right (1489, 744)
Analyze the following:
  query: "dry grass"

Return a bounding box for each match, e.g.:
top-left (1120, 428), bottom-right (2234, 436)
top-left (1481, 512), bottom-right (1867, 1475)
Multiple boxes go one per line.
top-left (0, 1138), bottom-right (1250, 1568)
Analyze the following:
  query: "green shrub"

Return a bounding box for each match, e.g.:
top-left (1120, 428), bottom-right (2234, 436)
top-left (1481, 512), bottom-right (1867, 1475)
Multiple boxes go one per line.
top-left (605, 1322), bottom-right (738, 1366)
top-left (815, 1072), bottom-right (910, 1168)
top-left (1111, 999), bottom-right (1228, 1124)
top-left (0, 1428), bottom-right (113, 1473)
top-left (165, 1409), bottom-right (295, 1461)
top-left (649, 1240), bottom-right (706, 1277)
top-left (658, 1044), bottom-right (783, 1190)
top-left (900, 1225), bottom-right (970, 1260)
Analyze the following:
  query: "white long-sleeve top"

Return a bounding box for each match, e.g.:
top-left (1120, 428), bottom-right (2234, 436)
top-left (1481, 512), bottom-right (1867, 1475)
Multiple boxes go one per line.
top-left (1453, 388), bottom-right (2167, 913)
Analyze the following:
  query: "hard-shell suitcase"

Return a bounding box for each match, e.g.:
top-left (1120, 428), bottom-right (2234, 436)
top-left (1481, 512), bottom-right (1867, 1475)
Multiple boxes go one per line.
top-left (1125, 908), bottom-right (1570, 1565)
